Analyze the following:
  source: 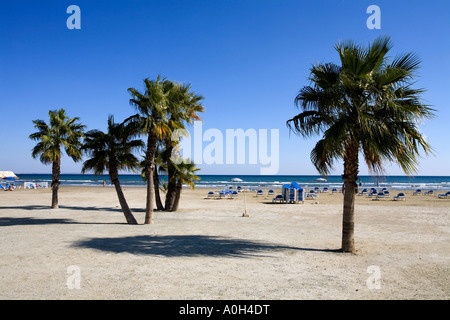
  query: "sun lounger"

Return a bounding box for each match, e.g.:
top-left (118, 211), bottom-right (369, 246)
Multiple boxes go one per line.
top-left (438, 191), bottom-right (450, 199)
top-left (256, 190), bottom-right (263, 196)
top-left (215, 191), bottom-right (226, 199)
top-left (332, 188), bottom-right (337, 193)
top-left (367, 190), bottom-right (377, 198)
top-left (376, 192), bottom-right (385, 200)
top-left (358, 188), bottom-right (368, 196)
top-left (268, 190), bottom-right (274, 196)
top-left (272, 194), bottom-right (285, 203)
top-left (207, 191), bottom-right (215, 198)
top-left (413, 189), bottom-right (422, 195)
top-left (425, 190), bottom-right (434, 196)
top-left (393, 192), bottom-right (406, 201)
top-left (306, 190), bottom-right (318, 199)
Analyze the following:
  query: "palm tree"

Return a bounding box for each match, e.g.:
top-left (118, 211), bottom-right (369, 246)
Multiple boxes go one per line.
top-left (127, 75), bottom-right (171, 224)
top-left (29, 109), bottom-right (85, 208)
top-left (287, 36), bottom-right (434, 253)
top-left (163, 81), bottom-right (204, 211)
top-left (139, 145), bottom-right (166, 211)
top-left (81, 116), bottom-right (143, 225)
top-left (171, 160), bottom-right (200, 212)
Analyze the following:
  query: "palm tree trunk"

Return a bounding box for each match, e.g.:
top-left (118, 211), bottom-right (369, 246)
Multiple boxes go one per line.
top-left (163, 142), bottom-right (177, 211)
top-left (51, 157), bottom-right (61, 209)
top-left (341, 141), bottom-right (359, 253)
top-left (171, 179), bottom-right (183, 211)
top-left (144, 131), bottom-right (158, 224)
top-left (109, 167), bottom-right (138, 225)
top-left (153, 167), bottom-right (164, 210)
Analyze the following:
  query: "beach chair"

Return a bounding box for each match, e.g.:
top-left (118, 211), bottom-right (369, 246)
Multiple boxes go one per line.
top-left (268, 190), bottom-right (275, 196)
top-left (438, 191), bottom-right (450, 199)
top-left (322, 187), bottom-right (329, 193)
top-left (332, 188), bottom-right (337, 193)
top-left (231, 191), bottom-right (239, 198)
top-left (376, 192), bottom-right (385, 200)
top-left (393, 192), bottom-right (406, 201)
top-left (358, 188), bottom-right (368, 196)
top-left (367, 190), bottom-right (377, 198)
top-left (223, 190), bottom-right (233, 198)
top-left (306, 190), bottom-right (318, 200)
top-left (413, 189), bottom-right (422, 195)
top-left (256, 190), bottom-right (263, 196)
top-left (425, 190), bottom-right (434, 196)
top-left (237, 186), bottom-right (243, 192)
top-left (314, 187), bottom-right (320, 193)
top-left (0, 185), bottom-right (4, 190)
top-left (272, 194), bottom-right (285, 203)
top-left (215, 191), bottom-right (225, 199)
top-left (207, 191), bottom-right (215, 198)
top-left (383, 190), bottom-right (390, 196)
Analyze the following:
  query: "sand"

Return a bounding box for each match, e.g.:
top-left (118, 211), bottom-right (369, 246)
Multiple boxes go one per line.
top-left (0, 186), bottom-right (449, 300)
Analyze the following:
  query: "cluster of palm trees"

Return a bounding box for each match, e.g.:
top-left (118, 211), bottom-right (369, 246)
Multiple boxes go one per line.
top-left (30, 75), bottom-right (204, 225)
top-left (30, 36), bottom-right (433, 252)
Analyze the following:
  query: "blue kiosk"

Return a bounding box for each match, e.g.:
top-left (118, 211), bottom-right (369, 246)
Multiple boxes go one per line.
top-left (281, 182), bottom-right (305, 203)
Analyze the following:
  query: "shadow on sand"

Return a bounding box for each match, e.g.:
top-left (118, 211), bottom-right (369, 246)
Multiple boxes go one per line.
top-left (0, 216), bottom-right (125, 226)
top-left (72, 234), bottom-right (340, 258)
top-left (0, 204), bottom-right (145, 212)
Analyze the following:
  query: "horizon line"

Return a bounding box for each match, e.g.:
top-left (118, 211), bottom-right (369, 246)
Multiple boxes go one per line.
top-left (13, 172), bottom-right (450, 177)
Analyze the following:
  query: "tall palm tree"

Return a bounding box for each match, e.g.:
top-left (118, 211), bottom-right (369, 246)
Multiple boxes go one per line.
top-left (127, 75), bottom-right (171, 224)
top-left (171, 160), bottom-right (200, 212)
top-left (139, 145), bottom-right (166, 211)
top-left (163, 81), bottom-right (204, 211)
top-left (81, 116), bottom-right (143, 225)
top-left (29, 109), bottom-right (85, 208)
top-left (287, 36), bottom-right (434, 253)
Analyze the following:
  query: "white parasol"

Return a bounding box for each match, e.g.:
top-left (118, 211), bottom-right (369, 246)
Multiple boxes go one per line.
top-left (0, 171), bottom-right (19, 179)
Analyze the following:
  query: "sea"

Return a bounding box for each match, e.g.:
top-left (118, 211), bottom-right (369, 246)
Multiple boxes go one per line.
top-left (6, 174), bottom-right (450, 192)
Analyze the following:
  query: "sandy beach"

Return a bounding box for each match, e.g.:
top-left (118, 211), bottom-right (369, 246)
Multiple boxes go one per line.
top-left (0, 186), bottom-right (448, 300)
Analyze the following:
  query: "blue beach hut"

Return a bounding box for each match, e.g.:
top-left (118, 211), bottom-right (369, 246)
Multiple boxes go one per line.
top-left (291, 182), bottom-right (305, 203)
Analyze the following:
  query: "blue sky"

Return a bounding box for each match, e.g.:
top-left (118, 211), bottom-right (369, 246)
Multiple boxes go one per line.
top-left (1, 0), bottom-right (449, 175)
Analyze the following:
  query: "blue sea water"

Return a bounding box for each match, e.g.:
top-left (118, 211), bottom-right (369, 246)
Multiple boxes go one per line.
top-left (7, 173), bottom-right (450, 191)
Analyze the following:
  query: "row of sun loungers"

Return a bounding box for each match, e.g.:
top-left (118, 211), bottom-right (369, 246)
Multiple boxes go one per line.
top-left (207, 190), bottom-right (239, 199)
top-left (207, 186), bottom-right (450, 201)
top-left (411, 189), bottom-right (450, 198)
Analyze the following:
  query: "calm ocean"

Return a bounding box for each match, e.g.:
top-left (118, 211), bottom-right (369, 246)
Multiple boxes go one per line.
top-left (7, 173), bottom-right (450, 191)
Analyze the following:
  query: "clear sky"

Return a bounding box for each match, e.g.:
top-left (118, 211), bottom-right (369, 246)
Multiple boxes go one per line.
top-left (1, 0), bottom-right (449, 176)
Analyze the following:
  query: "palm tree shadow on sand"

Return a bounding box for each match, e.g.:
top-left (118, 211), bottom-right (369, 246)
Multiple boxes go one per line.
top-left (72, 235), bottom-right (340, 258)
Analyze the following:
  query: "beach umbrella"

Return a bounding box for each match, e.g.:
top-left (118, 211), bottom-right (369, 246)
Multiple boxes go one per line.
top-left (0, 171), bottom-right (19, 179)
